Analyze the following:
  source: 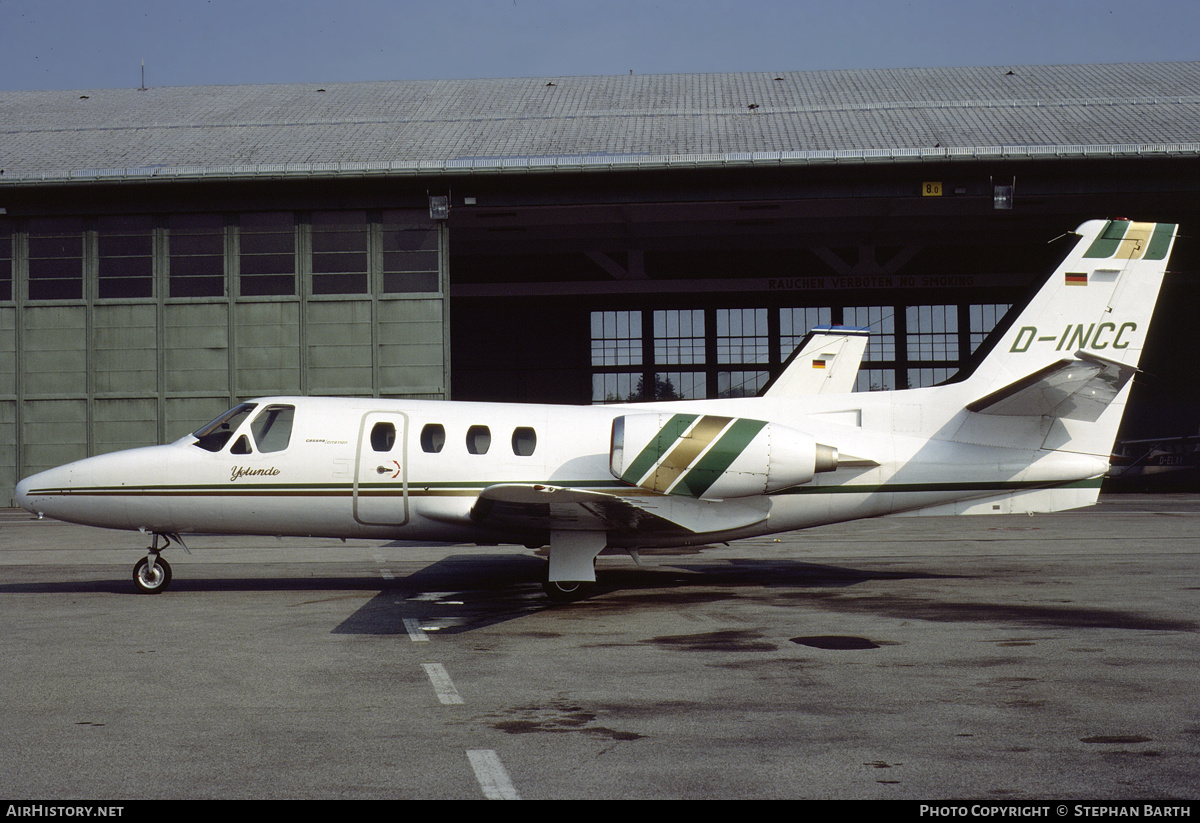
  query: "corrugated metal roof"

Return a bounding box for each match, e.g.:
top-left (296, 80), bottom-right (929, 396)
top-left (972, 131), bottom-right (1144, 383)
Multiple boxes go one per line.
top-left (2, 62), bottom-right (1198, 184)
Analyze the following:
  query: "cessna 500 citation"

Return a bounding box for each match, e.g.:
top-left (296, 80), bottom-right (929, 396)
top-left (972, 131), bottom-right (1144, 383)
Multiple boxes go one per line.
top-left (15, 220), bottom-right (1179, 600)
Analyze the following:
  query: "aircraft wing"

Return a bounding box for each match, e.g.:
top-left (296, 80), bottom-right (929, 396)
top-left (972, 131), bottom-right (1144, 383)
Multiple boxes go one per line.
top-left (470, 483), bottom-right (769, 537)
top-left (966, 352), bottom-right (1137, 422)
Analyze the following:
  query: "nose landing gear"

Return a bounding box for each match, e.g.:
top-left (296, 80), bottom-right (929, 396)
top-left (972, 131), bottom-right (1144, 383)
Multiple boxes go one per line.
top-left (133, 554), bottom-right (172, 594)
top-left (131, 532), bottom-right (187, 594)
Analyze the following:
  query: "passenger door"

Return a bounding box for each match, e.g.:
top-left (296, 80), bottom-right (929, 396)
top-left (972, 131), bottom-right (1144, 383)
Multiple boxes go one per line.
top-left (353, 411), bottom-right (409, 526)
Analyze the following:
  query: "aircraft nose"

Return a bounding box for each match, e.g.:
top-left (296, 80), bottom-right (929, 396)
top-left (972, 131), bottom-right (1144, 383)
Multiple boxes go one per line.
top-left (15, 474), bottom-right (38, 516)
top-left (14, 464), bottom-right (76, 519)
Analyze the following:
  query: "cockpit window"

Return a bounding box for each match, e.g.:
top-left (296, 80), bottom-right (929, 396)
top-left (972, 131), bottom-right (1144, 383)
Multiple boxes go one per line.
top-left (192, 403), bottom-right (257, 452)
top-left (251, 405), bottom-right (295, 453)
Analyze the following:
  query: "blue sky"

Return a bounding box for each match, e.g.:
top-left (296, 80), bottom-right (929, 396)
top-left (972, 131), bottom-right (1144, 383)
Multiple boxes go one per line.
top-left (1, 0), bottom-right (1197, 91)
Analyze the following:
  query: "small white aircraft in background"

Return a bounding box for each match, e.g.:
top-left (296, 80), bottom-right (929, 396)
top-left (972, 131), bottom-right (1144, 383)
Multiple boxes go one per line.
top-left (16, 220), bottom-right (1178, 600)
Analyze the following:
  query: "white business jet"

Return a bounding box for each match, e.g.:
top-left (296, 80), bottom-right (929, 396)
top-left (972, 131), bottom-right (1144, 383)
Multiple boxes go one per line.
top-left (15, 220), bottom-right (1178, 600)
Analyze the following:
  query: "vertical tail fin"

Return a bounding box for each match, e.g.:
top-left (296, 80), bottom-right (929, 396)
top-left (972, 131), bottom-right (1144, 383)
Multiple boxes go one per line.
top-left (964, 220), bottom-right (1178, 456)
top-left (761, 326), bottom-right (869, 397)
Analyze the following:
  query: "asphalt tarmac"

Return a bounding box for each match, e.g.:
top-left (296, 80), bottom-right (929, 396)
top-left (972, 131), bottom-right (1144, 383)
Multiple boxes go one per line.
top-left (1, 495), bottom-right (1197, 800)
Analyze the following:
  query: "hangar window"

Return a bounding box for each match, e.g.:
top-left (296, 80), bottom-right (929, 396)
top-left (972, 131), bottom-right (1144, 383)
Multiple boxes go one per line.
top-left (311, 211), bottom-right (368, 295)
top-left (593, 373), bottom-right (641, 404)
top-left (844, 306), bottom-right (895, 361)
top-left (648, 372), bottom-right (705, 401)
top-left (0, 219), bottom-right (11, 301)
top-left (511, 427), bottom-right (537, 456)
top-left (169, 214), bottom-right (225, 298)
top-left (845, 306), bottom-right (896, 392)
top-left (780, 307), bottom-right (833, 359)
top-left (466, 425), bottom-right (491, 455)
top-left (382, 211), bottom-right (439, 293)
top-left (27, 217), bottom-right (84, 300)
top-left (591, 311), bottom-right (642, 366)
top-left (908, 367), bottom-right (956, 388)
top-left (239, 212), bottom-right (296, 297)
top-left (97, 215), bottom-right (154, 299)
top-left (718, 371), bottom-right (769, 398)
top-left (420, 423), bottom-right (446, 453)
top-left (716, 308), bottom-right (769, 364)
top-left (906, 305), bottom-right (958, 362)
top-left (251, 404), bottom-right (295, 453)
top-left (855, 369), bottom-right (897, 392)
top-left (969, 303), bottom-right (1011, 353)
top-left (649, 311), bottom-right (705, 400)
top-left (654, 309), bottom-right (705, 364)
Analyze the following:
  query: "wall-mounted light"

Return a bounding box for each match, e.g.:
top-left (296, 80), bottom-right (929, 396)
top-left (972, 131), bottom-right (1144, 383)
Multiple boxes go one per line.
top-left (428, 195), bottom-right (449, 220)
top-left (992, 176), bottom-right (1015, 210)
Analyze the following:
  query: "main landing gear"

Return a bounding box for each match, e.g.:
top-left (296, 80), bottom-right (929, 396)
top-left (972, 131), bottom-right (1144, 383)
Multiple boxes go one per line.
top-left (542, 578), bottom-right (594, 603)
top-left (542, 529), bottom-right (605, 603)
top-left (132, 532), bottom-right (187, 594)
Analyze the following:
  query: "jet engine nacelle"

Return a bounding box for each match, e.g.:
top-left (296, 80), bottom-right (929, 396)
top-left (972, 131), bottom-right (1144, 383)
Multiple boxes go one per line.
top-left (610, 412), bottom-right (838, 500)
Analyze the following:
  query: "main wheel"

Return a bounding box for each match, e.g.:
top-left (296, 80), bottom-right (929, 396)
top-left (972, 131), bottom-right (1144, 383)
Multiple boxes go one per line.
top-left (542, 579), bottom-right (593, 603)
top-left (133, 556), bottom-right (172, 594)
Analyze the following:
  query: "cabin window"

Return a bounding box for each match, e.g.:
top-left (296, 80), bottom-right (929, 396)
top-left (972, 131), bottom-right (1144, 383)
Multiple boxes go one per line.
top-left (466, 425), bottom-right (491, 455)
top-left (420, 424), bottom-right (445, 453)
top-left (192, 403), bottom-right (257, 452)
top-left (250, 404), bottom-right (295, 453)
top-left (511, 427), bottom-right (537, 456)
top-left (370, 422), bottom-right (396, 452)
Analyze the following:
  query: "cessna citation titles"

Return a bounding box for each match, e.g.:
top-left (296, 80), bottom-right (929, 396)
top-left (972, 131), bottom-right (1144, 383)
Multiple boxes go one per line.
top-left (15, 220), bottom-right (1179, 600)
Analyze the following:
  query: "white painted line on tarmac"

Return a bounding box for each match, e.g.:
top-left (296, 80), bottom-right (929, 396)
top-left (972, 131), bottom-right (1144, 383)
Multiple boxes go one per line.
top-left (403, 618), bottom-right (429, 641)
top-left (421, 662), bottom-right (464, 704)
top-left (372, 552), bottom-right (394, 579)
top-left (467, 749), bottom-right (520, 799)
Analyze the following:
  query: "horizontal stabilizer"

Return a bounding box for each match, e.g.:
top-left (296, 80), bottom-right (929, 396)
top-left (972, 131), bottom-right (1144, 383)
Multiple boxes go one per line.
top-left (966, 352), bottom-right (1137, 421)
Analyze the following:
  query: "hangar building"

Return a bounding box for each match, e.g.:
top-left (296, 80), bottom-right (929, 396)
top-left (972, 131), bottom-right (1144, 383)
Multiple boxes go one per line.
top-left (3, 61), bottom-right (1200, 504)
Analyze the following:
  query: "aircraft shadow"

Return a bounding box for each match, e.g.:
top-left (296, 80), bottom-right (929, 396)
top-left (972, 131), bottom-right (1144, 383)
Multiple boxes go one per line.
top-left (4, 556), bottom-right (1184, 635)
top-left (331, 555), bottom-right (960, 636)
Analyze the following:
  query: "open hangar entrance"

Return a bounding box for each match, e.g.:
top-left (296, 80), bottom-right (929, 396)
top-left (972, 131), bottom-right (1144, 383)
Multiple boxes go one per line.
top-left (447, 157), bottom-right (1200, 446)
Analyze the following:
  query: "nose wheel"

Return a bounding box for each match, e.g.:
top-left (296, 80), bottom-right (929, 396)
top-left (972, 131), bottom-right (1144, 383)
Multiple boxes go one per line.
top-left (133, 555), bottom-right (172, 594)
top-left (131, 532), bottom-right (186, 594)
